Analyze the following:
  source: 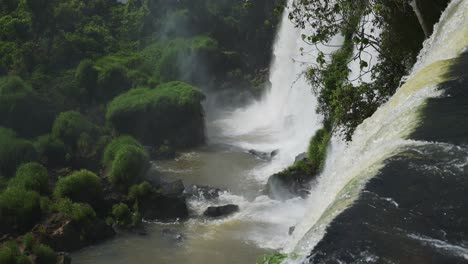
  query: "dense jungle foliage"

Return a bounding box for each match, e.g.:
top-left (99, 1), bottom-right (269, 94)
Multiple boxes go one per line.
top-left (0, 0), bottom-right (284, 261)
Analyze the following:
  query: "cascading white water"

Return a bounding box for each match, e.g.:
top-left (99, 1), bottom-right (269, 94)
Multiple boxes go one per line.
top-left (213, 0), bottom-right (343, 181)
top-left (286, 0), bottom-right (468, 259)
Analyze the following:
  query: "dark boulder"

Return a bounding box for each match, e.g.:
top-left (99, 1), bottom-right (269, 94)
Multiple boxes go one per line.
top-left (248, 149), bottom-right (279, 161)
top-left (32, 214), bottom-right (115, 252)
top-left (140, 193), bottom-right (189, 222)
top-left (265, 163), bottom-right (313, 200)
top-left (203, 204), bottom-right (239, 218)
top-left (294, 152), bottom-right (307, 163)
top-left (184, 184), bottom-right (223, 200)
top-left (57, 253), bottom-right (72, 264)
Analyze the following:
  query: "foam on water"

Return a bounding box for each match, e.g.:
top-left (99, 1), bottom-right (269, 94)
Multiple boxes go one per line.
top-left (286, 0), bottom-right (468, 257)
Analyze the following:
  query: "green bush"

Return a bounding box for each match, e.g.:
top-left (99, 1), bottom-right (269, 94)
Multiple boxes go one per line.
top-left (9, 162), bottom-right (49, 194)
top-left (111, 203), bottom-right (132, 226)
top-left (257, 252), bottom-right (288, 264)
top-left (109, 145), bottom-right (149, 190)
top-left (22, 233), bottom-right (34, 251)
top-left (34, 134), bottom-right (67, 167)
top-left (97, 63), bottom-right (131, 101)
top-left (0, 127), bottom-right (37, 178)
top-left (0, 187), bottom-right (41, 233)
top-left (307, 128), bottom-right (331, 172)
top-left (0, 76), bottom-right (53, 137)
top-left (128, 181), bottom-right (152, 202)
top-left (16, 255), bottom-right (32, 264)
top-left (52, 198), bottom-right (96, 223)
top-left (0, 246), bottom-right (15, 264)
top-left (54, 170), bottom-right (102, 206)
top-left (75, 59), bottom-right (98, 97)
top-left (51, 111), bottom-right (97, 148)
top-left (33, 244), bottom-right (56, 264)
top-left (102, 135), bottom-right (143, 167)
top-left (106, 81), bottom-right (205, 147)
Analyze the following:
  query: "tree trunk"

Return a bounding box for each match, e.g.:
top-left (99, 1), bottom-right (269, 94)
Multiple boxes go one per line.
top-left (410, 0), bottom-right (431, 38)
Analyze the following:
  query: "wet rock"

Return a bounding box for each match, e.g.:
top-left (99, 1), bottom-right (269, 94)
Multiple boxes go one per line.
top-left (57, 252), bottom-right (72, 264)
top-left (294, 152), bottom-right (308, 163)
top-left (266, 168), bottom-right (312, 200)
top-left (161, 228), bottom-right (186, 243)
top-left (32, 214), bottom-right (115, 252)
top-left (184, 184), bottom-right (223, 200)
top-left (289, 226), bottom-right (295, 236)
top-left (33, 214), bottom-right (85, 251)
top-left (159, 178), bottom-right (185, 196)
top-left (140, 193), bottom-right (189, 222)
top-left (203, 204), bottom-right (239, 218)
top-left (248, 149), bottom-right (279, 161)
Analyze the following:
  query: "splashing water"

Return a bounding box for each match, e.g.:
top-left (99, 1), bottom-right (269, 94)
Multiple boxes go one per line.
top-left (286, 0), bottom-right (468, 258)
top-left (211, 0), bottom-right (343, 181)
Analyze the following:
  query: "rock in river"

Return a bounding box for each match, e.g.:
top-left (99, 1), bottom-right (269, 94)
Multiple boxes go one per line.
top-left (203, 204), bottom-right (239, 218)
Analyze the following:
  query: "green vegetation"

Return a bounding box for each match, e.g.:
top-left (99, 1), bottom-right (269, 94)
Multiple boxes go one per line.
top-left (33, 244), bottom-right (56, 264)
top-left (102, 135), bottom-right (144, 167)
top-left (0, 187), bottom-right (41, 233)
top-left (54, 170), bottom-right (102, 206)
top-left (111, 203), bottom-right (132, 227)
top-left (106, 81), bottom-right (205, 147)
top-left (109, 145), bottom-right (149, 190)
top-left (34, 134), bottom-right (67, 168)
top-left (128, 181), bottom-right (153, 203)
top-left (0, 76), bottom-right (53, 138)
top-left (0, 127), bottom-right (37, 177)
top-left (52, 198), bottom-right (96, 223)
top-left (257, 251), bottom-right (288, 264)
top-left (0, 0), bottom-right (284, 254)
top-left (307, 128), bottom-right (332, 173)
top-left (8, 162), bottom-right (48, 194)
top-left (52, 111), bottom-right (97, 148)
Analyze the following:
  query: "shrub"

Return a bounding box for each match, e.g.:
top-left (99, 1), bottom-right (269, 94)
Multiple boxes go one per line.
top-left (0, 127), bottom-right (37, 178)
top-left (0, 76), bottom-right (53, 137)
top-left (257, 252), bottom-right (288, 264)
top-left (9, 162), bottom-right (49, 194)
top-left (54, 170), bottom-right (102, 206)
top-left (34, 134), bottom-right (67, 167)
top-left (52, 198), bottom-right (96, 223)
top-left (51, 111), bottom-right (97, 148)
top-left (33, 244), bottom-right (56, 264)
top-left (97, 63), bottom-right (131, 101)
top-left (22, 233), bottom-right (34, 251)
top-left (307, 128), bottom-right (331, 172)
top-left (16, 255), bottom-right (32, 264)
top-left (109, 145), bottom-right (149, 190)
top-left (0, 187), bottom-right (41, 233)
top-left (128, 181), bottom-right (152, 202)
top-left (102, 135), bottom-right (143, 167)
top-left (106, 81), bottom-right (205, 147)
top-left (0, 246), bottom-right (15, 264)
top-left (75, 59), bottom-right (98, 97)
top-left (111, 203), bottom-right (132, 226)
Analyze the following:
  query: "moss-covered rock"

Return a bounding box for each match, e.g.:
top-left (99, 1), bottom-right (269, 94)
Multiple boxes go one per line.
top-left (266, 128), bottom-right (331, 200)
top-left (106, 81), bottom-right (205, 148)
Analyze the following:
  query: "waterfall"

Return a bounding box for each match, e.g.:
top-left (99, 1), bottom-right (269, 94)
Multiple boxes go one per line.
top-left (286, 0), bottom-right (468, 259)
top-left (213, 0), bottom-right (343, 181)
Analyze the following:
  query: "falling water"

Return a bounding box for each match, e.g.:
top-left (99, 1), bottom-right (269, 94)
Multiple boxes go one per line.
top-left (212, 0), bottom-right (343, 181)
top-left (286, 0), bottom-right (468, 259)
